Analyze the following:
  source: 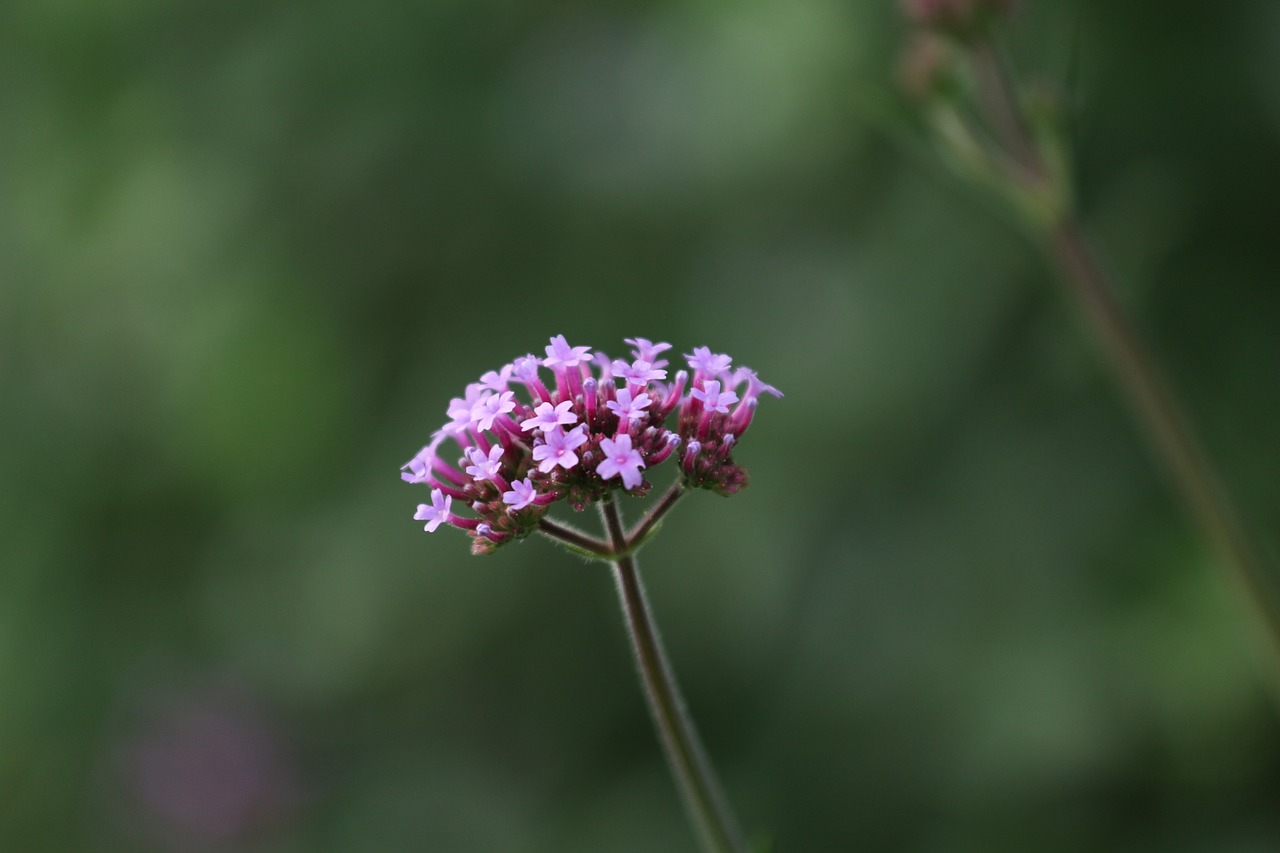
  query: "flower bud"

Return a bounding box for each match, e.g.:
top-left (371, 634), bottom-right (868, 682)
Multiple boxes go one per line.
top-left (900, 0), bottom-right (1015, 39)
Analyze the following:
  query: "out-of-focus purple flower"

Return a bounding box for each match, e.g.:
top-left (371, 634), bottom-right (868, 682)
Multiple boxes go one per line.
top-left (512, 354), bottom-right (542, 382)
top-left (446, 384), bottom-right (487, 432)
top-left (479, 364), bottom-right (513, 391)
top-left (596, 434), bottom-right (646, 490)
top-left (900, 0), bottom-right (1016, 36)
top-left (117, 681), bottom-right (298, 848)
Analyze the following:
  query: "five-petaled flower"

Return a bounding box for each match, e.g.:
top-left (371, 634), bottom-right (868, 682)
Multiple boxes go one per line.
top-left (606, 388), bottom-right (652, 424)
top-left (533, 425), bottom-right (589, 473)
top-left (414, 489), bottom-right (452, 533)
top-left (503, 478), bottom-right (539, 510)
top-left (464, 445), bottom-right (506, 482)
top-left (543, 334), bottom-right (593, 368)
top-left (521, 401), bottom-right (578, 433)
top-left (613, 358), bottom-right (668, 387)
top-left (690, 380), bottom-right (738, 414)
top-left (596, 434), bottom-right (646, 490)
top-left (685, 346), bottom-right (733, 378)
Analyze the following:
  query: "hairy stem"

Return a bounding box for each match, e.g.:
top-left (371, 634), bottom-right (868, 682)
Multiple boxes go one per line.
top-left (537, 518), bottom-right (612, 559)
top-left (600, 495), bottom-right (746, 853)
top-left (627, 481), bottom-right (687, 548)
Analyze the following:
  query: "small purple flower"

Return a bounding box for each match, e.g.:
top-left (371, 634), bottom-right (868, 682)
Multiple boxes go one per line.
top-left (464, 445), bottom-right (505, 482)
top-left (446, 384), bottom-right (488, 432)
top-left (596, 434), bottom-right (646, 489)
top-left (479, 365), bottom-right (513, 392)
top-left (685, 346), bottom-right (733, 377)
top-left (511, 354), bottom-right (542, 382)
top-left (625, 337), bottom-right (673, 367)
top-left (520, 400), bottom-right (578, 433)
top-left (543, 335), bottom-right (593, 369)
top-left (690, 380), bottom-right (739, 414)
top-left (532, 424), bottom-right (589, 473)
top-left (414, 489), bottom-right (452, 533)
top-left (400, 444), bottom-right (435, 484)
top-left (471, 390), bottom-right (516, 432)
top-left (731, 367), bottom-right (783, 399)
top-left (605, 387), bottom-right (652, 423)
top-left (612, 358), bottom-right (668, 386)
top-left (502, 478), bottom-right (539, 510)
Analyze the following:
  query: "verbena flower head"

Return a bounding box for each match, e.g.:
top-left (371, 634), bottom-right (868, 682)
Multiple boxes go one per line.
top-left (401, 335), bottom-right (780, 554)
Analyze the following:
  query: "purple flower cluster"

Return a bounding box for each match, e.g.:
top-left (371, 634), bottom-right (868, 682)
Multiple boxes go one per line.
top-left (401, 335), bottom-right (780, 554)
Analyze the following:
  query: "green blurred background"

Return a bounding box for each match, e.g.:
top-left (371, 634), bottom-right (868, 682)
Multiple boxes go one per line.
top-left (3, 1), bottom-right (1279, 849)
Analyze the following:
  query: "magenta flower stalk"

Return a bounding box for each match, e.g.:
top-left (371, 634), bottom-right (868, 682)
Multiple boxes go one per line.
top-left (400, 335), bottom-right (780, 852)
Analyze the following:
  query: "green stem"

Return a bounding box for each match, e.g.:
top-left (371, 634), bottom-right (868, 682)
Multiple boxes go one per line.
top-left (627, 481), bottom-right (686, 549)
top-left (970, 37), bottom-right (1280, 677)
top-left (600, 494), bottom-right (746, 853)
top-left (537, 518), bottom-right (613, 559)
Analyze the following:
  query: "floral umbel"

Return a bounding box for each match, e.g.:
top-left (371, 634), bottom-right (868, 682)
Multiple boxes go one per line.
top-left (401, 335), bottom-right (780, 555)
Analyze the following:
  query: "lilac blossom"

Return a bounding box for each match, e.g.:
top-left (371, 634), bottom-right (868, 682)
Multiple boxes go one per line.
top-left (479, 365), bottom-right (513, 391)
top-left (400, 446), bottom-right (434, 484)
top-left (471, 390), bottom-right (516, 432)
top-left (532, 425), bottom-right (589, 473)
top-left (625, 337), bottom-right (672, 368)
top-left (512, 354), bottom-right (542, 382)
top-left (521, 401), bottom-right (578, 433)
top-left (445, 384), bottom-right (488, 433)
top-left (731, 367), bottom-right (783, 400)
top-left (606, 388), bottom-right (652, 424)
top-left (690, 380), bottom-right (738, 414)
top-left (596, 434), bottom-right (646, 489)
top-left (685, 347), bottom-right (733, 378)
top-left (543, 335), bottom-right (593, 369)
top-left (464, 446), bottom-right (505, 482)
top-left (414, 490), bottom-right (452, 532)
top-left (503, 478), bottom-right (539, 510)
top-left (612, 358), bottom-right (668, 387)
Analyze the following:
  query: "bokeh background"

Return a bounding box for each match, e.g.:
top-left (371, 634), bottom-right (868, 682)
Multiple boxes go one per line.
top-left (4, 1), bottom-right (1280, 850)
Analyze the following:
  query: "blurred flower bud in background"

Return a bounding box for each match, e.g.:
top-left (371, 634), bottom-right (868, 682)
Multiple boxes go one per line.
top-left (109, 678), bottom-right (300, 851)
top-left (900, 0), bottom-right (1017, 39)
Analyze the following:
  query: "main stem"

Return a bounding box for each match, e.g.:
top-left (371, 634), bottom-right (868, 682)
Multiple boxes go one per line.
top-left (600, 494), bottom-right (746, 853)
top-left (972, 38), bottom-right (1280, 674)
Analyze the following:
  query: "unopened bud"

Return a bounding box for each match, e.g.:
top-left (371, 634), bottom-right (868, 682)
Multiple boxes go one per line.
top-left (900, 0), bottom-right (1015, 39)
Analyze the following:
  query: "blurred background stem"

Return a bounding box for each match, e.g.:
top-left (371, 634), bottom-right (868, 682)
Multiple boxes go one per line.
top-left (599, 494), bottom-right (746, 853)
top-left (966, 35), bottom-right (1280, 685)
